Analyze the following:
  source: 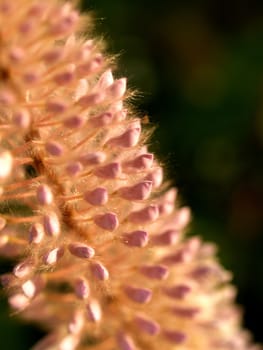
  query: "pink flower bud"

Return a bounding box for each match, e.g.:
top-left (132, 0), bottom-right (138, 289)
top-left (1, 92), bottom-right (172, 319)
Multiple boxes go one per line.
top-left (79, 152), bottom-right (106, 166)
top-left (27, 3), bottom-right (46, 17)
top-left (0, 235), bottom-right (8, 248)
top-left (68, 242), bottom-right (95, 259)
top-left (163, 284), bottom-right (192, 299)
top-left (8, 46), bottom-right (25, 62)
top-left (96, 70), bottom-right (114, 89)
top-left (94, 212), bottom-right (119, 231)
top-left (105, 78), bottom-right (126, 100)
top-left (74, 278), bottom-right (90, 299)
top-left (116, 333), bottom-right (136, 350)
top-left (128, 205), bottom-right (159, 224)
top-left (46, 100), bottom-right (67, 114)
top-left (83, 187), bottom-right (108, 206)
top-left (124, 285), bottom-right (152, 304)
top-left (124, 153), bottom-right (154, 171)
top-left (89, 112), bottom-right (113, 128)
top-left (140, 264), bottom-right (169, 280)
top-left (22, 279), bottom-right (36, 298)
top-left (172, 207), bottom-right (191, 230)
top-left (13, 109), bottom-right (31, 129)
top-left (0, 150), bottom-right (13, 179)
top-left (68, 311), bottom-right (84, 334)
top-left (43, 213), bottom-right (60, 236)
top-left (0, 217), bottom-right (6, 231)
top-left (50, 11), bottom-right (79, 36)
top-left (94, 162), bottom-right (121, 179)
top-left (163, 330), bottom-right (187, 344)
top-left (0, 89), bottom-right (15, 105)
top-left (77, 54), bottom-right (103, 75)
top-left (86, 300), bottom-right (101, 322)
top-left (22, 71), bottom-right (40, 85)
top-left (134, 315), bottom-right (160, 335)
top-left (53, 65), bottom-right (75, 85)
top-left (43, 48), bottom-right (64, 64)
top-left (78, 92), bottom-right (104, 107)
top-left (45, 141), bottom-right (64, 156)
top-left (66, 161), bottom-right (83, 176)
top-left (37, 184), bottom-right (53, 205)
top-left (90, 262), bottom-right (109, 281)
top-left (43, 247), bottom-right (64, 265)
top-left (119, 181), bottom-right (152, 201)
top-left (1, 273), bottom-right (15, 288)
top-left (63, 115), bottom-right (85, 128)
top-left (122, 230), bottom-right (148, 248)
top-left (13, 261), bottom-right (33, 279)
top-left (9, 294), bottom-right (29, 310)
top-left (152, 230), bottom-right (179, 246)
top-left (29, 223), bottom-right (44, 244)
top-left (145, 167), bottom-right (163, 188)
top-left (171, 306), bottom-right (200, 318)
top-left (106, 127), bottom-right (141, 148)
top-left (59, 336), bottom-right (78, 350)
top-left (19, 20), bottom-right (34, 34)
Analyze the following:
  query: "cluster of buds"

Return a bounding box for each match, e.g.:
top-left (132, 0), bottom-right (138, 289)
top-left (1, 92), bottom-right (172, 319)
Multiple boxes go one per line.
top-left (0, 0), bottom-right (261, 349)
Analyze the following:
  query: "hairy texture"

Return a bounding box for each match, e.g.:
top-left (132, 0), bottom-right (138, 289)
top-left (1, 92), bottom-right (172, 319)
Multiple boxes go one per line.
top-left (0, 0), bottom-right (261, 349)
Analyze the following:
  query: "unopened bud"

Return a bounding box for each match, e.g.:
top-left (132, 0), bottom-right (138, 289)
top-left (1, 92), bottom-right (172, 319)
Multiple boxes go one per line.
top-left (68, 242), bottom-right (95, 259)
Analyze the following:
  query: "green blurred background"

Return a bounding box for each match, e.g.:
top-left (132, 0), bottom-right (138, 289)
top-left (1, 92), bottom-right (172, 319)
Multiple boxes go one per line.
top-left (1, 0), bottom-right (263, 347)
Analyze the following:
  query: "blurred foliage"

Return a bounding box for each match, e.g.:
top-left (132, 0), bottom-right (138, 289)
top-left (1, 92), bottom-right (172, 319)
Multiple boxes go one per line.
top-left (1, 0), bottom-right (263, 347)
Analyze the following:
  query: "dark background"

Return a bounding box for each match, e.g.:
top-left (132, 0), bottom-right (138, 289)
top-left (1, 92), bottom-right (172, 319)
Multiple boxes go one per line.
top-left (0, 0), bottom-right (263, 347)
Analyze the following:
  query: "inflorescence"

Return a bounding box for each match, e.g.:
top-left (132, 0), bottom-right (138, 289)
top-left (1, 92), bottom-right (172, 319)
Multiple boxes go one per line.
top-left (0, 1), bottom-right (261, 349)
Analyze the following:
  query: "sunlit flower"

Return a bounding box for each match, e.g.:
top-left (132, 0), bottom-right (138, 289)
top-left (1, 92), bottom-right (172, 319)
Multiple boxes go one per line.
top-left (0, 0), bottom-right (261, 349)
